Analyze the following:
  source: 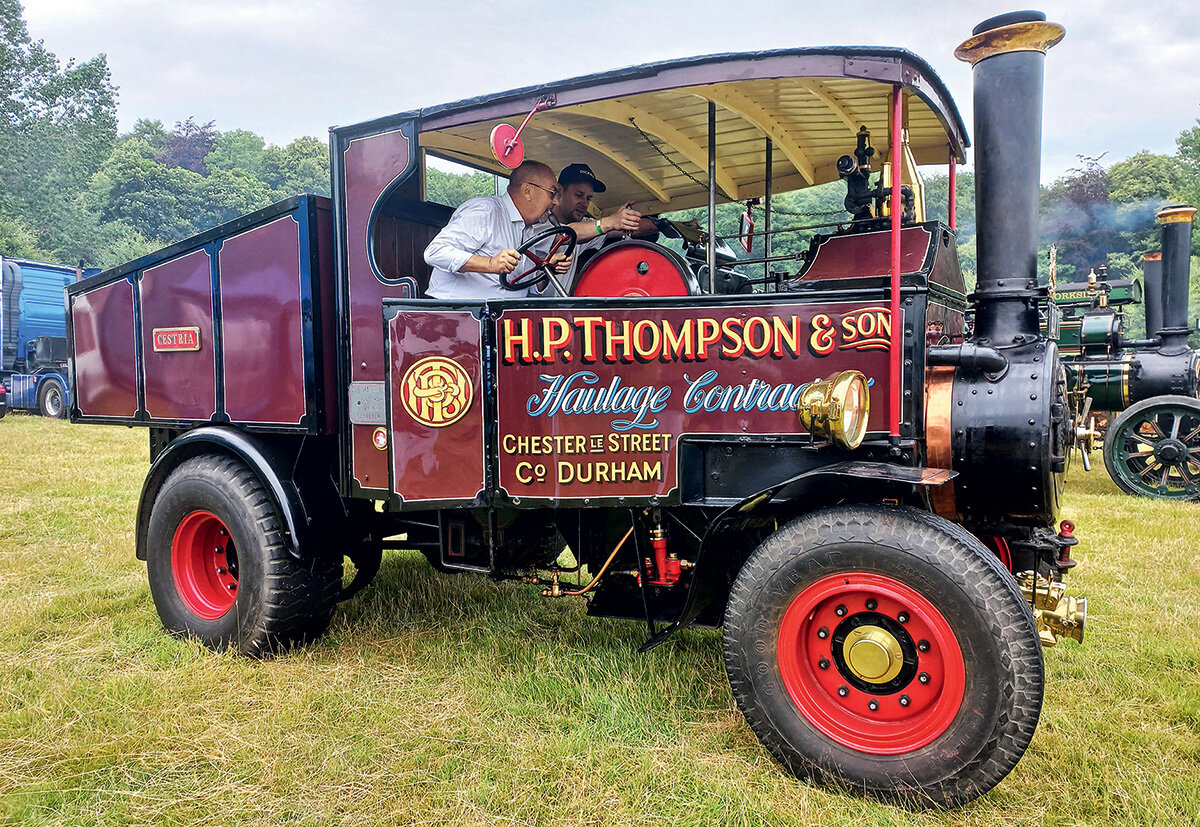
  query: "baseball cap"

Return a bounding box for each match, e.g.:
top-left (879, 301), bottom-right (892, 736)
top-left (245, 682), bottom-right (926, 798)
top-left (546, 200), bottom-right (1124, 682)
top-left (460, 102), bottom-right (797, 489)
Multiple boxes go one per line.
top-left (558, 163), bottom-right (607, 193)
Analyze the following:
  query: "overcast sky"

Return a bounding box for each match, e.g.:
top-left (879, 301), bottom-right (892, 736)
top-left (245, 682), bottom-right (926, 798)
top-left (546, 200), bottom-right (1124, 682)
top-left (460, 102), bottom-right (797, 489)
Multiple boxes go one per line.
top-left (18, 0), bottom-right (1200, 183)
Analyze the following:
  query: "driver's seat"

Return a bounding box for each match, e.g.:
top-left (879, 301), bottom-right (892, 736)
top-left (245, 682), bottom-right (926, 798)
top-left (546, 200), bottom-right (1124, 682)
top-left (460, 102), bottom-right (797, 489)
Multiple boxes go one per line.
top-left (571, 240), bottom-right (701, 297)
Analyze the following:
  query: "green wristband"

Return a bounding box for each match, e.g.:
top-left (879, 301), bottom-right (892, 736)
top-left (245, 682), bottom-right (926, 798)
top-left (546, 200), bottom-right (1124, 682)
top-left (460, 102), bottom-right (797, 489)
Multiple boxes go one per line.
top-left (595, 221), bottom-right (603, 235)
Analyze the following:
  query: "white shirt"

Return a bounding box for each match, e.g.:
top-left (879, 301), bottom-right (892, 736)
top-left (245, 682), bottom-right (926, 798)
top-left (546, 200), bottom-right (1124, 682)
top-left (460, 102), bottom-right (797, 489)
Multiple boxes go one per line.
top-left (424, 192), bottom-right (539, 299)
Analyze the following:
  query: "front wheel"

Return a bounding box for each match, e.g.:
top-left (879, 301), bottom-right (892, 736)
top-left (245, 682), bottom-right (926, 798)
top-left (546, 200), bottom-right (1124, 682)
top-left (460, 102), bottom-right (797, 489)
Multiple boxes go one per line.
top-left (37, 377), bottom-right (66, 418)
top-left (146, 454), bottom-right (342, 655)
top-left (723, 505), bottom-right (1043, 807)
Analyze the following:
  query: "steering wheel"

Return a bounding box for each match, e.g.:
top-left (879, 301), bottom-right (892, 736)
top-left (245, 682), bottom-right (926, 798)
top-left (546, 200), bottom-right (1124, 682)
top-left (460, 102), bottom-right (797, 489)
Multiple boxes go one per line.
top-left (504, 226), bottom-right (578, 292)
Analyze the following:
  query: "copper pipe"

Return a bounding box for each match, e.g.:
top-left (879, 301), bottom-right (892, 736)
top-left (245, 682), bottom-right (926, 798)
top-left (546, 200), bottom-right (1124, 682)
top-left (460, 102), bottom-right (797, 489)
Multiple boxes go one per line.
top-left (562, 526), bottom-right (635, 597)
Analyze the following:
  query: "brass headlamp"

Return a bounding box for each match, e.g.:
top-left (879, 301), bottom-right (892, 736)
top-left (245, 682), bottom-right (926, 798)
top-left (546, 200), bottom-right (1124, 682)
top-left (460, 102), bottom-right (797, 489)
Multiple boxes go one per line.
top-left (798, 370), bottom-right (870, 449)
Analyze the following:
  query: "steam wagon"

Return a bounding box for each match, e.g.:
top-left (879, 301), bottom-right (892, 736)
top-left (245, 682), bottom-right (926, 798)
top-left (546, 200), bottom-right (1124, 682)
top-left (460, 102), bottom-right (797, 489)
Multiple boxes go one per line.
top-left (66, 11), bottom-right (1084, 806)
top-left (1051, 208), bottom-right (1200, 499)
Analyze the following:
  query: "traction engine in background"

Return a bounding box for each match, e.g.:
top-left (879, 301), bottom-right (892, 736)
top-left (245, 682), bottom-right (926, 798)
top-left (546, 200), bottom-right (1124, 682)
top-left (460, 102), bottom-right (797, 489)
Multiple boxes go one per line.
top-left (1053, 206), bottom-right (1200, 499)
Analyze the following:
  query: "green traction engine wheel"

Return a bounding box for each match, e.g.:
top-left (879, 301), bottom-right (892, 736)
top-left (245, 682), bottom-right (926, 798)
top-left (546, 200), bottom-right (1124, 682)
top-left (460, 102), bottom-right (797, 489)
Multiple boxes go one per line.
top-left (723, 505), bottom-right (1044, 807)
top-left (1103, 394), bottom-right (1200, 500)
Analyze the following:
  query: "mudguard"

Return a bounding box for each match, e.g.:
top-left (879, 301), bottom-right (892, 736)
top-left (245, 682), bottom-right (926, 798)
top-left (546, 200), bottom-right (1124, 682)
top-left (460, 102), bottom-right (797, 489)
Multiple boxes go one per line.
top-left (134, 426), bottom-right (316, 561)
top-left (640, 460), bottom-right (956, 651)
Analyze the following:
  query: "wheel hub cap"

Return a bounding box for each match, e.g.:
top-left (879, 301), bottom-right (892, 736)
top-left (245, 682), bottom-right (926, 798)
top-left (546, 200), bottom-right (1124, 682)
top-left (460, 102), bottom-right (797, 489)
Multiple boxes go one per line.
top-left (776, 572), bottom-right (966, 754)
top-left (843, 625), bottom-right (904, 683)
top-left (1156, 439), bottom-right (1185, 463)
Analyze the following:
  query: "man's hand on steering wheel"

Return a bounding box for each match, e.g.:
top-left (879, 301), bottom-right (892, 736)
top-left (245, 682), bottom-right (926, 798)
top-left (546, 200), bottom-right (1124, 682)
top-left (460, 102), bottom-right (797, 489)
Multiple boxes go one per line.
top-left (504, 226), bottom-right (578, 292)
top-left (489, 249), bottom-right (521, 274)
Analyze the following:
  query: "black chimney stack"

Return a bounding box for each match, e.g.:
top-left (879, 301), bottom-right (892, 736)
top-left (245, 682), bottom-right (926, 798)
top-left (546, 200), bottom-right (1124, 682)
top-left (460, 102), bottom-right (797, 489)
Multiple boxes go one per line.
top-left (1141, 252), bottom-right (1163, 340)
top-left (1156, 205), bottom-right (1195, 354)
top-left (956, 11), bottom-right (1064, 345)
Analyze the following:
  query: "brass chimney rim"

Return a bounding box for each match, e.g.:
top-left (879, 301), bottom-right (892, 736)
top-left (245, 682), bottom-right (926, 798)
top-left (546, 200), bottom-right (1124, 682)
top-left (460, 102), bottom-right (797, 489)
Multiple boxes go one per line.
top-left (955, 20), bottom-right (1066, 66)
top-left (1157, 205), bottom-right (1197, 224)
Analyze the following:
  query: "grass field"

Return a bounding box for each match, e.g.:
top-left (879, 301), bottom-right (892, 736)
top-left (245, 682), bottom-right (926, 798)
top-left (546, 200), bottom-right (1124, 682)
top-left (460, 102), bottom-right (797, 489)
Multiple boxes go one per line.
top-left (1, 414), bottom-right (1199, 826)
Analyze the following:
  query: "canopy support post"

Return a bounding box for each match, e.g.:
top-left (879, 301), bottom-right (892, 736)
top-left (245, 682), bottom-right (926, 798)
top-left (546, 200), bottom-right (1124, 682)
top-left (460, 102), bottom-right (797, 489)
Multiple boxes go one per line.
top-left (764, 139), bottom-right (773, 287)
top-left (889, 84), bottom-right (903, 443)
top-left (707, 102), bottom-right (717, 293)
top-left (949, 144), bottom-right (957, 231)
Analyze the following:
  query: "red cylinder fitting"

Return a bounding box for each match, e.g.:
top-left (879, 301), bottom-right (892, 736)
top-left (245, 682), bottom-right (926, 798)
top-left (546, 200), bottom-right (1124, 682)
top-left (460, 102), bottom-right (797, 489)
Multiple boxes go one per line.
top-left (648, 528), bottom-right (681, 586)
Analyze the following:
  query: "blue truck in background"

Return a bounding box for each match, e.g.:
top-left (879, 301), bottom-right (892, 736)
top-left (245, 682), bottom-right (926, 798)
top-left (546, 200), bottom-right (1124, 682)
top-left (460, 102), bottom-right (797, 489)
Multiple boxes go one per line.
top-left (1, 256), bottom-right (99, 418)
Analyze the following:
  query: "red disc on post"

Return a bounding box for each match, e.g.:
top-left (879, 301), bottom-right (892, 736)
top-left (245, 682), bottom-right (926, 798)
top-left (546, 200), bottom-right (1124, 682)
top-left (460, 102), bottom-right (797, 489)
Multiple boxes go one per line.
top-left (490, 123), bottom-right (524, 169)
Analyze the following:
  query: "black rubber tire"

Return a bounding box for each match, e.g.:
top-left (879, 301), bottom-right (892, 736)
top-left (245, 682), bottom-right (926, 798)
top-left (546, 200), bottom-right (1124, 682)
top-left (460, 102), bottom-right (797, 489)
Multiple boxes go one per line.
top-left (37, 377), bottom-right (66, 418)
top-left (723, 504), bottom-right (1043, 808)
top-left (146, 454), bottom-right (342, 655)
top-left (1102, 394), bottom-right (1200, 500)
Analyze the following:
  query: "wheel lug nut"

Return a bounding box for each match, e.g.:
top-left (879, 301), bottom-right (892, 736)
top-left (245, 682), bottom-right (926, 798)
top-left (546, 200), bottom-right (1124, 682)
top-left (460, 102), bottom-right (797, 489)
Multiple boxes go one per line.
top-left (899, 695), bottom-right (911, 707)
top-left (817, 627), bottom-right (829, 639)
top-left (835, 604), bottom-right (847, 617)
top-left (217, 567), bottom-right (226, 575)
top-left (865, 599), bottom-right (877, 610)
top-left (818, 658), bottom-right (830, 670)
top-left (918, 672), bottom-right (930, 684)
top-left (897, 612), bottom-right (909, 624)
top-left (837, 686), bottom-right (848, 697)
top-left (226, 583), bottom-right (236, 590)
top-left (868, 699), bottom-right (879, 711)
top-left (917, 639), bottom-right (930, 653)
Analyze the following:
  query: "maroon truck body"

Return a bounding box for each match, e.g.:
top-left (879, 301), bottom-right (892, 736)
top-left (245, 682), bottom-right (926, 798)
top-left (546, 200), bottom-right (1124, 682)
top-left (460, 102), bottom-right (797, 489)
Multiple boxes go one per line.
top-left (71, 197), bottom-right (337, 432)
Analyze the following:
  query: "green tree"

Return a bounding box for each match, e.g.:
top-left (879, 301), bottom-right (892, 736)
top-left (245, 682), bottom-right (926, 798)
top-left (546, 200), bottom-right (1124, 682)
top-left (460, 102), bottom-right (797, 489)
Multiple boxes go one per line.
top-left (207, 129), bottom-right (268, 177)
top-left (0, 214), bottom-right (46, 258)
top-left (261, 136), bottom-right (330, 197)
top-left (87, 137), bottom-right (202, 244)
top-left (425, 167), bottom-right (493, 207)
top-left (0, 0), bottom-right (117, 260)
top-left (1109, 151), bottom-right (1186, 203)
top-left (91, 220), bottom-right (155, 269)
top-left (197, 167), bottom-right (272, 229)
top-left (1176, 122), bottom-right (1200, 199)
top-left (128, 119), bottom-right (168, 155)
top-left (925, 171), bottom-right (976, 287)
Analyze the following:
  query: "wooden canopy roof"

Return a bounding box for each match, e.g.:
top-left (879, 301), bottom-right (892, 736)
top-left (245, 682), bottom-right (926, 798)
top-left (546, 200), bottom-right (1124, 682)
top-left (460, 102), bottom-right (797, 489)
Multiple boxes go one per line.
top-left (381, 48), bottom-right (968, 213)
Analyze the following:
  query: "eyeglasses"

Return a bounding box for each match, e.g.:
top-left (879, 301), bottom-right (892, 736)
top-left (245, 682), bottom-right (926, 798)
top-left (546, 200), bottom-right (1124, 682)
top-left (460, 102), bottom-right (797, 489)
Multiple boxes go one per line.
top-left (527, 182), bottom-right (559, 198)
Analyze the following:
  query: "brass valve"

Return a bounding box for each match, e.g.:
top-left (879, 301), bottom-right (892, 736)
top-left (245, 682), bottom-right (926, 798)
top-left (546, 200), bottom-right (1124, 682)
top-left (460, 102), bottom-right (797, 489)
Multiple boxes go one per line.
top-left (540, 570), bottom-right (563, 598)
top-left (1016, 571), bottom-right (1086, 646)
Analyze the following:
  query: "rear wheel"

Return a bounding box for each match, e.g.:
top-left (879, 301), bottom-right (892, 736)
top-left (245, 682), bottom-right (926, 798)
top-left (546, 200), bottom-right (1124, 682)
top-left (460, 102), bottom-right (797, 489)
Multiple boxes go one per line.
top-left (1103, 395), bottom-right (1200, 499)
top-left (146, 454), bottom-right (342, 655)
top-left (723, 505), bottom-right (1043, 807)
top-left (37, 377), bottom-right (66, 418)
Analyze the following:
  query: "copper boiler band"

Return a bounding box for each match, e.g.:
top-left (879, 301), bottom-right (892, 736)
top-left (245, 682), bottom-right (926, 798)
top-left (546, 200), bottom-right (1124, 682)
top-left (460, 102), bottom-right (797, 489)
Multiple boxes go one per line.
top-left (924, 366), bottom-right (958, 519)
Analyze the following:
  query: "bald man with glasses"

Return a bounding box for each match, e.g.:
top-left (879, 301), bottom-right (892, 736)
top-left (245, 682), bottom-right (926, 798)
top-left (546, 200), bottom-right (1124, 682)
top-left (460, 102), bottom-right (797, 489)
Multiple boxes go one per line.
top-left (424, 160), bottom-right (569, 299)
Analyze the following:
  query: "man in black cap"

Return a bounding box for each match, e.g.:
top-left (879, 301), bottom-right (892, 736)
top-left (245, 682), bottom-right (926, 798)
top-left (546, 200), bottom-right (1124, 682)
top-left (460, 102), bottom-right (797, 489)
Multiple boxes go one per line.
top-left (536, 163), bottom-right (656, 291)
top-left (556, 163), bottom-right (609, 223)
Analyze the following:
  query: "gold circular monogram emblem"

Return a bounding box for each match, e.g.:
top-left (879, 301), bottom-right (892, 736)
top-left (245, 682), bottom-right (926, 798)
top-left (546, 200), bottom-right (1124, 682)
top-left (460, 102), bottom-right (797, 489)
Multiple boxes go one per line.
top-left (400, 356), bottom-right (473, 428)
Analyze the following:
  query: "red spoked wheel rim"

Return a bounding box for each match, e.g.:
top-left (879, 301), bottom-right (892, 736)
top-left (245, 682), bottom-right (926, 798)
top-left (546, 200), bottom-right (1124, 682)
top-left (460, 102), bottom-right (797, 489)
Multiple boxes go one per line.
top-left (171, 510), bottom-right (238, 620)
top-left (777, 571), bottom-right (965, 754)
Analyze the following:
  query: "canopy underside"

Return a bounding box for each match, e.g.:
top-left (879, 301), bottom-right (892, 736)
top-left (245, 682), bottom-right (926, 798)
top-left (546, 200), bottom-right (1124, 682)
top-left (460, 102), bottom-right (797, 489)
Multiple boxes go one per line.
top-left (418, 74), bottom-right (963, 213)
